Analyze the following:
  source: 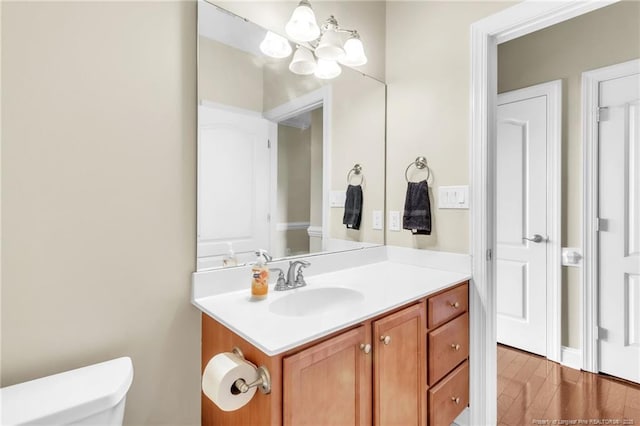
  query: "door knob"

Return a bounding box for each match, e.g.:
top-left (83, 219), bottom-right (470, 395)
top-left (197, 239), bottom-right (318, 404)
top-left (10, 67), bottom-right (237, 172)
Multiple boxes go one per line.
top-left (360, 343), bottom-right (371, 354)
top-left (523, 234), bottom-right (546, 243)
top-left (380, 335), bottom-right (391, 345)
top-left (451, 343), bottom-right (461, 351)
top-left (451, 396), bottom-right (460, 404)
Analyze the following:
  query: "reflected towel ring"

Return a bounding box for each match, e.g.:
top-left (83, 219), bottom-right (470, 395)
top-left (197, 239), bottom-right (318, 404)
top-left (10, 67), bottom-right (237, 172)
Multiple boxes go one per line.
top-left (347, 164), bottom-right (364, 186)
top-left (405, 156), bottom-right (431, 183)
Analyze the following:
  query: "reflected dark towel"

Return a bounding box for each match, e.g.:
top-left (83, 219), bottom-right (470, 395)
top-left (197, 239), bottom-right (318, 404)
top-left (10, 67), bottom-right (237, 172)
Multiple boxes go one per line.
top-left (403, 180), bottom-right (431, 235)
top-left (343, 185), bottom-right (363, 230)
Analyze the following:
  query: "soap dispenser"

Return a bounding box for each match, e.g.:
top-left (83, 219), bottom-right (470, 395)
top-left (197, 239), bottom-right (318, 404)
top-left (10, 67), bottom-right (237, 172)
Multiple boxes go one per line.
top-left (251, 250), bottom-right (271, 300)
top-left (222, 242), bottom-right (238, 268)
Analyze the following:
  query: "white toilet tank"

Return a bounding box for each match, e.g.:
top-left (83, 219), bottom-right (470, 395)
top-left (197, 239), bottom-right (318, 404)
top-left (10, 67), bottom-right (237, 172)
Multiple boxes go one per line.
top-left (0, 357), bottom-right (133, 426)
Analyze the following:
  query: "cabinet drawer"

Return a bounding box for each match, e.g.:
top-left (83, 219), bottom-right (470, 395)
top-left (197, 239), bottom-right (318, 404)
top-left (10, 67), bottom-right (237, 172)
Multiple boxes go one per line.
top-left (428, 312), bottom-right (468, 386)
top-left (428, 361), bottom-right (469, 426)
top-left (428, 282), bottom-right (468, 329)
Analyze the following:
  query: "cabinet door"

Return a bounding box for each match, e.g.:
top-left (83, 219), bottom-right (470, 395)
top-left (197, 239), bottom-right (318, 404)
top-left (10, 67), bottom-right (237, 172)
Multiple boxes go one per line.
top-left (373, 303), bottom-right (426, 426)
top-left (283, 325), bottom-right (372, 426)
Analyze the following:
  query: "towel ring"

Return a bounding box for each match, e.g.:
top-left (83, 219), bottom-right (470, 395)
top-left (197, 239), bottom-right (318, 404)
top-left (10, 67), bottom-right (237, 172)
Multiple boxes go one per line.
top-left (347, 164), bottom-right (364, 185)
top-left (405, 156), bottom-right (431, 183)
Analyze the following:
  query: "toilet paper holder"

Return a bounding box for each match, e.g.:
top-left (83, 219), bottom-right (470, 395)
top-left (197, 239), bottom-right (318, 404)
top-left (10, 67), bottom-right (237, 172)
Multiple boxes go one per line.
top-left (230, 347), bottom-right (271, 395)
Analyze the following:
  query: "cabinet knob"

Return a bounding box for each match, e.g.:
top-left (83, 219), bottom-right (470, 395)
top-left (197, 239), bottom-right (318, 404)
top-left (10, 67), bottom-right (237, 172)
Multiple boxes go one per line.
top-left (380, 335), bottom-right (391, 345)
top-left (451, 396), bottom-right (460, 404)
top-left (450, 301), bottom-right (460, 309)
top-left (360, 343), bottom-right (372, 354)
top-left (451, 343), bottom-right (461, 351)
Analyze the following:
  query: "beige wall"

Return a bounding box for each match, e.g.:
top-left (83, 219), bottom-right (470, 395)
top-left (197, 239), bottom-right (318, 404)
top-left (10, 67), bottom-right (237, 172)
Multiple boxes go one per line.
top-left (498, 1), bottom-right (640, 348)
top-left (330, 70), bottom-right (386, 244)
top-left (276, 124), bottom-right (311, 256)
top-left (217, 1), bottom-right (386, 82)
top-left (199, 36), bottom-right (263, 111)
top-left (1, 2), bottom-right (200, 425)
top-left (385, 1), bottom-right (514, 252)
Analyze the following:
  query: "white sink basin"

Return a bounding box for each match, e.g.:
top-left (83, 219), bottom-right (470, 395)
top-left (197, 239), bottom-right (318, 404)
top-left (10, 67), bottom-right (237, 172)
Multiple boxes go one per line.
top-left (269, 287), bottom-right (365, 317)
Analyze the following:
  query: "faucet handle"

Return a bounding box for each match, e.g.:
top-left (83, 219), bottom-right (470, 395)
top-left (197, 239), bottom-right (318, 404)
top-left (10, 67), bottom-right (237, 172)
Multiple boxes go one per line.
top-left (294, 267), bottom-right (308, 288)
top-left (270, 268), bottom-right (287, 291)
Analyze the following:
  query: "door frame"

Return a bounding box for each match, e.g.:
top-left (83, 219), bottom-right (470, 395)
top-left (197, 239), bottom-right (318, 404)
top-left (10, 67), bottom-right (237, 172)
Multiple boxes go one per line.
top-left (581, 58), bottom-right (640, 374)
top-left (263, 86), bottom-right (333, 254)
top-left (497, 80), bottom-right (563, 364)
top-left (469, 1), bottom-right (619, 424)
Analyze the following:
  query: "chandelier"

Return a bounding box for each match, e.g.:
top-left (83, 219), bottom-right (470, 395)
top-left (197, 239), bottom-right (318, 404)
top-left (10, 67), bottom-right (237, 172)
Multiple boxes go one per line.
top-left (259, 0), bottom-right (367, 80)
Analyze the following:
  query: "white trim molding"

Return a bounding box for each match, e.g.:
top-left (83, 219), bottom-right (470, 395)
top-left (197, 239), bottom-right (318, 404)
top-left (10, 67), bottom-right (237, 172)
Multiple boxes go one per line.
top-left (581, 58), bottom-right (640, 374)
top-left (275, 221), bottom-right (311, 232)
top-left (307, 225), bottom-right (323, 238)
top-left (561, 346), bottom-right (583, 371)
top-left (470, 2), bottom-right (618, 424)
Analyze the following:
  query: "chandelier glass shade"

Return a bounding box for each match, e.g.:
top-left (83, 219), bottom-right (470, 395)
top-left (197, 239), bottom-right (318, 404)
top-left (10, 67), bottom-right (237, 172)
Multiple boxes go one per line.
top-left (285, 1), bottom-right (321, 42)
top-left (289, 45), bottom-right (317, 75)
top-left (259, 31), bottom-right (293, 59)
top-left (258, 0), bottom-right (367, 80)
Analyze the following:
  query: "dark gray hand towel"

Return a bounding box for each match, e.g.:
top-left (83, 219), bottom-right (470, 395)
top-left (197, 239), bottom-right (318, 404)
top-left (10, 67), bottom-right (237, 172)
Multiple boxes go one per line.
top-left (403, 180), bottom-right (431, 235)
top-left (343, 185), bottom-right (363, 230)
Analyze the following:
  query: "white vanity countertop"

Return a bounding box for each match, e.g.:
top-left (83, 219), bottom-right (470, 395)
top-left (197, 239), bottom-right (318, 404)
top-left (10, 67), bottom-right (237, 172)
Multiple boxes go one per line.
top-left (192, 260), bottom-right (470, 356)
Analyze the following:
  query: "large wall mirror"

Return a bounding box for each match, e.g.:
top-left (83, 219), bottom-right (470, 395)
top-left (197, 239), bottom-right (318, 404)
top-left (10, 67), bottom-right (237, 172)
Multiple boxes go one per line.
top-left (197, 0), bottom-right (386, 270)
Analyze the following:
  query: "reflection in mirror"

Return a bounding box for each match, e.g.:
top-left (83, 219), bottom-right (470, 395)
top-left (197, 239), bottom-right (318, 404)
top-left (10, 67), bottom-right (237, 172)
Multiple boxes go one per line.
top-left (197, 0), bottom-right (386, 270)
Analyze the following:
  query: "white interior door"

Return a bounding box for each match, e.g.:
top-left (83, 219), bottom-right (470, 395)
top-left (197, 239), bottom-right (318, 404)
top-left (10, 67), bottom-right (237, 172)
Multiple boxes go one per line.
top-left (496, 87), bottom-right (549, 356)
top-left (598, 71), bottom-right (640, 383)
top-left (197, 104), bottom-right (270, 269)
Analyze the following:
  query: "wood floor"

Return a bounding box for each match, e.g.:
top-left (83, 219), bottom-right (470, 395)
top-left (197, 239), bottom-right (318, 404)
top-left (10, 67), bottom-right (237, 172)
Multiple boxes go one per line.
top-left (497, 344), bottom-right (640, 426)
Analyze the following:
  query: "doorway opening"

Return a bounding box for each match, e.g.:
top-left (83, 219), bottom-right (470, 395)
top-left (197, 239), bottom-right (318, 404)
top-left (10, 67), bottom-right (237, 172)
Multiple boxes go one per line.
top-left (470, 1), bottom-right (637, 424)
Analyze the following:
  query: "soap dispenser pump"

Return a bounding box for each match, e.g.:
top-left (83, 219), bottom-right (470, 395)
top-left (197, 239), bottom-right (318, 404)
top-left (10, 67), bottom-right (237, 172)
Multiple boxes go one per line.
top-left (251, 250), bottom-right (271, 300)
top-left (222, 242), bottom-right (238, 268)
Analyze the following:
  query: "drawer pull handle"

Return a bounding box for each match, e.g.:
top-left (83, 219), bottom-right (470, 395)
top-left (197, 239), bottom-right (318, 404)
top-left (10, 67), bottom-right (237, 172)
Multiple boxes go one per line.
top-left (360, 343), bottom-right (372, 354)
top-left (451, 396), bottom-right (460, 404)
top-left (451, 343), bottom-right (461, 351)
top-left (380, 335), bottom-right (392, 345)
top-left (450, 301), bottom-right (460, 309)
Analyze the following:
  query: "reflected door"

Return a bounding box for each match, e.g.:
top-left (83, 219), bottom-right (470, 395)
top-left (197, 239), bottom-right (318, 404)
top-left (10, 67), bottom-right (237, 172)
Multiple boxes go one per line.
top-left (496, 91), bottom-right (548, 356)
top-left (598, 71), bottom-right (640, 383)
top-left (197, 105), bottom-right (270, 269)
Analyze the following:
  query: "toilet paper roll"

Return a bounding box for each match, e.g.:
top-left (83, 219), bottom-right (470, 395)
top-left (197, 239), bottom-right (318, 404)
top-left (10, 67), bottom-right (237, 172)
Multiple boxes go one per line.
top-left (202, 352), bottom-right (258, 412)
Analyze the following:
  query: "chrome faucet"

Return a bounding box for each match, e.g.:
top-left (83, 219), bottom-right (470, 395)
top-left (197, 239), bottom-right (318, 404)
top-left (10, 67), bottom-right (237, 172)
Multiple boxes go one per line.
top-left (273, 260), bottom-right (310, 291)
top-left (255, 249), bottom-right (272, 263)
top-left (288, 260), bottom-right (310, 288)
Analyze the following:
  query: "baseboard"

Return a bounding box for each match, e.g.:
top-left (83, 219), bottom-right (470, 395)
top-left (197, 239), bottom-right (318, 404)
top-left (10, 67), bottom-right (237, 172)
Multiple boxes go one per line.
top-left (560, 346), bottom-right (582, 370)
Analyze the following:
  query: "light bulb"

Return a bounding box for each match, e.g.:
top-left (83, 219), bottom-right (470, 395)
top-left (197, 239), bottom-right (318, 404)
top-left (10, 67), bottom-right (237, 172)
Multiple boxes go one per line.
top-left (259, 31), bottom-right (292, 59)
top-left (314, 58), bottom-right (341, 79)
top-left (338, 36), bottom-right (367, 67)
top-left (289, 46), bottom-right (317, 75)
top-left (285, 1), bottom-right (320, 42)
top-left (315, 29), bottom-right (345, 61)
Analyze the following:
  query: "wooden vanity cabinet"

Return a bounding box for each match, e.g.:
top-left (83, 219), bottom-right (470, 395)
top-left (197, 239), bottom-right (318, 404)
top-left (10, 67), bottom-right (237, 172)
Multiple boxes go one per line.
top-left (282, 303), bottom-right (426, 426)
top-left (282, 325), bottom-right (372, 426)
top-left (373, 303), bottom-right (426, 426)
top-left (426, 283), bottom-right (469, 426)
top-left (201, 281), bottom-right (469, 426)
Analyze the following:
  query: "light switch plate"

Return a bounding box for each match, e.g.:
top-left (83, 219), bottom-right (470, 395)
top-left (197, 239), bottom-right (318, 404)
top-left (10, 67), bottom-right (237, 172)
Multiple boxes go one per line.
top-left (330, 190), bottom-right (346, 208)
top-left (372, 210), bottom-right (383, 230)
top-left (438, 185), bottom-right (469, 209)
top-left (389, 211), bottom-right (401, 231)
